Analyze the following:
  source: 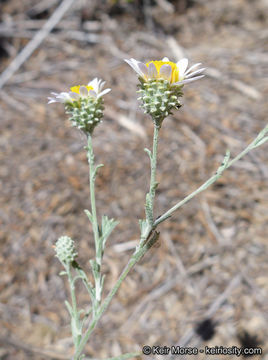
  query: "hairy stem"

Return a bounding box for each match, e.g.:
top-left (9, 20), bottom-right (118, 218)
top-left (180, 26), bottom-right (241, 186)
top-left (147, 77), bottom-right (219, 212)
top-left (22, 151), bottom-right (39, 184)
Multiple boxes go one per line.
top-left (149, 124), bottom-right (160, 207)
top-left (66, 265), bottom-right (82, 350)
top-left (144, 124), bottom-right (160, 228)
top-left (72, 124), bottom-right (267, 359)
top-left (87, 135), bottom-right (100, 260)
top-left (73, 232), bottom-right (159, 359)
top-left (86, 135), bottom-right (103, 307)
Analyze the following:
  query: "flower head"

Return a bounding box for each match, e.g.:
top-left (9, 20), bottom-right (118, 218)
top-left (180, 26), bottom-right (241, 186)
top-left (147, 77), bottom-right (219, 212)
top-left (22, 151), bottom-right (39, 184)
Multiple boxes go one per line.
top-left (124, 57), bottom-right (205, 85)
top-left (55, 236), bottom-right (77, 266)
top-left (48, 78), bottom-right (110, 104)
top-left (124, 57), bottom-right (205, 126)
top-left (48, 78), bottom-right (110, 134)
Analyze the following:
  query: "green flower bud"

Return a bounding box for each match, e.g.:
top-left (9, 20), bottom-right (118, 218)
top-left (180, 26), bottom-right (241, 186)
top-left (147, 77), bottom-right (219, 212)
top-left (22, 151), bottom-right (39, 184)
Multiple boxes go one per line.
top-left (55, 236), bottom-right (77, 265)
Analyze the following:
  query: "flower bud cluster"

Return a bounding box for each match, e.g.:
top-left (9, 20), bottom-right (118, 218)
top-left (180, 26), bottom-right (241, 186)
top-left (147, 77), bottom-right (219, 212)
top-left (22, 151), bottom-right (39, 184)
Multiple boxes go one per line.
top-left (138, 79), bottom-right (183, 127)
top-left (55, 236), bottom-right (77, 265)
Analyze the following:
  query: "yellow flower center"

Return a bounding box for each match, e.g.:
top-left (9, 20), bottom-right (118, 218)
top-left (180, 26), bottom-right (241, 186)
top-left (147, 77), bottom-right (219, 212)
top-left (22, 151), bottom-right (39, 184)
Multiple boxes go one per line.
top-left (70, 85), bottom-right (93, 94)
top-left (146, 61), bottom-right (179, 83)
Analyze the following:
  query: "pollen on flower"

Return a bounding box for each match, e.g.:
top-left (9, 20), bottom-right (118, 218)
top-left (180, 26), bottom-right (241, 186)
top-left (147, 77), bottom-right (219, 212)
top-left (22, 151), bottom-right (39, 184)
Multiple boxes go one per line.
top-left (70, 85), bottom-right (93, 94)
top-left (125, 57), bottom-right (205, 86)
top-left (146, 60), bottom-right (179, 83)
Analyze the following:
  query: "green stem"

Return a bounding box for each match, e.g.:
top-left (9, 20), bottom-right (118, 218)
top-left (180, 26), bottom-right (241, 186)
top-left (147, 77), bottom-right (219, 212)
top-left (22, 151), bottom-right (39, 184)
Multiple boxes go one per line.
top-left (150, 124), bottom-right (160, 205)
top-left (154, 125), bottom-right (268, 227)
top-left (87, 135), bottom-right (103, 307)
top-left (227, 131), bottom-right (264, 168)
top-left (73, 233), bottom-right (159, 360)
top-left (72, 124), bottom-right (267, 359)
top-left (87, 135), bottom-right (100, 260)
top-left (75, 266), bottom-right (95, 302)
top-left (145, 124), bottom-right (160, 227)
top-left (66, 265), bottom-right (82, 350)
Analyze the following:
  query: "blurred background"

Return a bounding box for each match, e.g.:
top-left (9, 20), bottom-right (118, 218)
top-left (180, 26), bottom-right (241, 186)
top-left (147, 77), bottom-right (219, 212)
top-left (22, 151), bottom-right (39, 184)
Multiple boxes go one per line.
top-left (0, 0), bottom-right (267, 359)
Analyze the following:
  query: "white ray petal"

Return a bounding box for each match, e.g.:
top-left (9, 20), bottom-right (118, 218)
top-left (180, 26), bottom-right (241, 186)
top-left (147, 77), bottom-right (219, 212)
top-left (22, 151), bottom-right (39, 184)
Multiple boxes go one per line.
top-left (57, 92), bottom-right (69, 97)
top-left (96, 79), bottom-right (103, 92)
top-left (48, 98), bottom-right (57, 104)
top-left (148, 62), bottom-right (157, 78)
top-left (98, 80), bottom-right (106, 92)
top-left (162, 57), bottom-right (170, 61)
top-left (97, 88), bottom-right (111, 98)
top-left (88, 78), bottom-right (99, 92)
top-left (174, 75), bottom-right (205, 85)
top-left (54, 96), bottom-right (67, 103)
top-left (185, 63), bottom-right (202, 75)
top-left (176, 58), bottom-right (189, 80)
top-left (124, 58), bottom-right (144, 78)
top-left (69, 92), bottom-right (80, 100)
top-left (185, 68), bottom-right (206, 79)
top-left (159, 64), bottom-right (172, 80)
top-left (56, 93), bottom-right (71, 101)
top-left (88, 90), bottom-right (97, 98)
top-left (137, 62), bottom-right (148, 78)
top-left (80, 86), bottom-right (88, 97)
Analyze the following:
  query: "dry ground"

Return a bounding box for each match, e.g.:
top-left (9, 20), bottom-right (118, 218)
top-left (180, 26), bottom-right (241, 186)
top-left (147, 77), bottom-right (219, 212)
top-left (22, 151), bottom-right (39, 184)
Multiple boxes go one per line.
top-left (0, 0), bottom-right (267, 359)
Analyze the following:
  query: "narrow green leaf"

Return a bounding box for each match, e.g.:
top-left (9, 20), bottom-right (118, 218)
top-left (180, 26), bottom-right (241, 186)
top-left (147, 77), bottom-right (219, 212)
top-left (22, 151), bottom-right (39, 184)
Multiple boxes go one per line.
top-left (84, 209), bottom-right (93, 222)
top-left (95, 163), bottom-right (104, 171)
top-left (139, 219), bottom-right (147, 235)
top-left (144, 147), bottom-right (152, 159)
top-left (145, 193), bottom-right (154, 226)
top-left (93, 163), bottom-right (104, 178)
top-left (100, 215), bottom-right (119, 248)
top-left (65, 300), bottom-right (73, 317)
top-left (152, 181), bottom-right (158, 191)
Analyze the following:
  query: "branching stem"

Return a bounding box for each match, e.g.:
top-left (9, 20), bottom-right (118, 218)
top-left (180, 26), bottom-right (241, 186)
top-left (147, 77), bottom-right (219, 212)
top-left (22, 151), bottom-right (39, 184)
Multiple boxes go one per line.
top-left (72, 123), bottom-right (268, 359)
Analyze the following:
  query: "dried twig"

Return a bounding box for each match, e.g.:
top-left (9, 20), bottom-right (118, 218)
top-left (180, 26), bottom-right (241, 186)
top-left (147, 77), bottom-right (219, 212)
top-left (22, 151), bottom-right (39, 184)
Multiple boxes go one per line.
top-left (200, 198), bottom-right (225, 245)
top-left (206, 68), bottom-right (262, 100)
top-left (175, 274), bottom-right (241, 350)
top-left (143, 0), bottom-right (154, 31)
top-left (0, 336), bottom-right (70, 360)
top-left (156, 0), bottom-right (175, 13)
top-left (167, 36), bottom-right (186, 61)
top-left (0, 90), bottom-right (27, 112)
top-left (0, 0), bottom-right (76, 89)
top-left (106, 107), bottom-right (147, 140)
top-left (120, 256), bottom-right (219, 331)
top-left (27, 0), bottom-right (59, 18)
top-left (167, 37), bottom-right (262, 100)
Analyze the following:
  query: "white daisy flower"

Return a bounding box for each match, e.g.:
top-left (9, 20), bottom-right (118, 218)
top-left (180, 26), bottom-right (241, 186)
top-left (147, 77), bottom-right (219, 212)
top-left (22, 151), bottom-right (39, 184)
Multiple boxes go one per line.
top-left (48, 78), bottom-right (111, 104)
top-left (88, 78), bottom-right (111, 99)
top-left (47, 78), bottom-right (111, 135)
top-left (124, 57), bottom-right (205, 85)
top-left (124, 57), bottom-right (205, 125)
